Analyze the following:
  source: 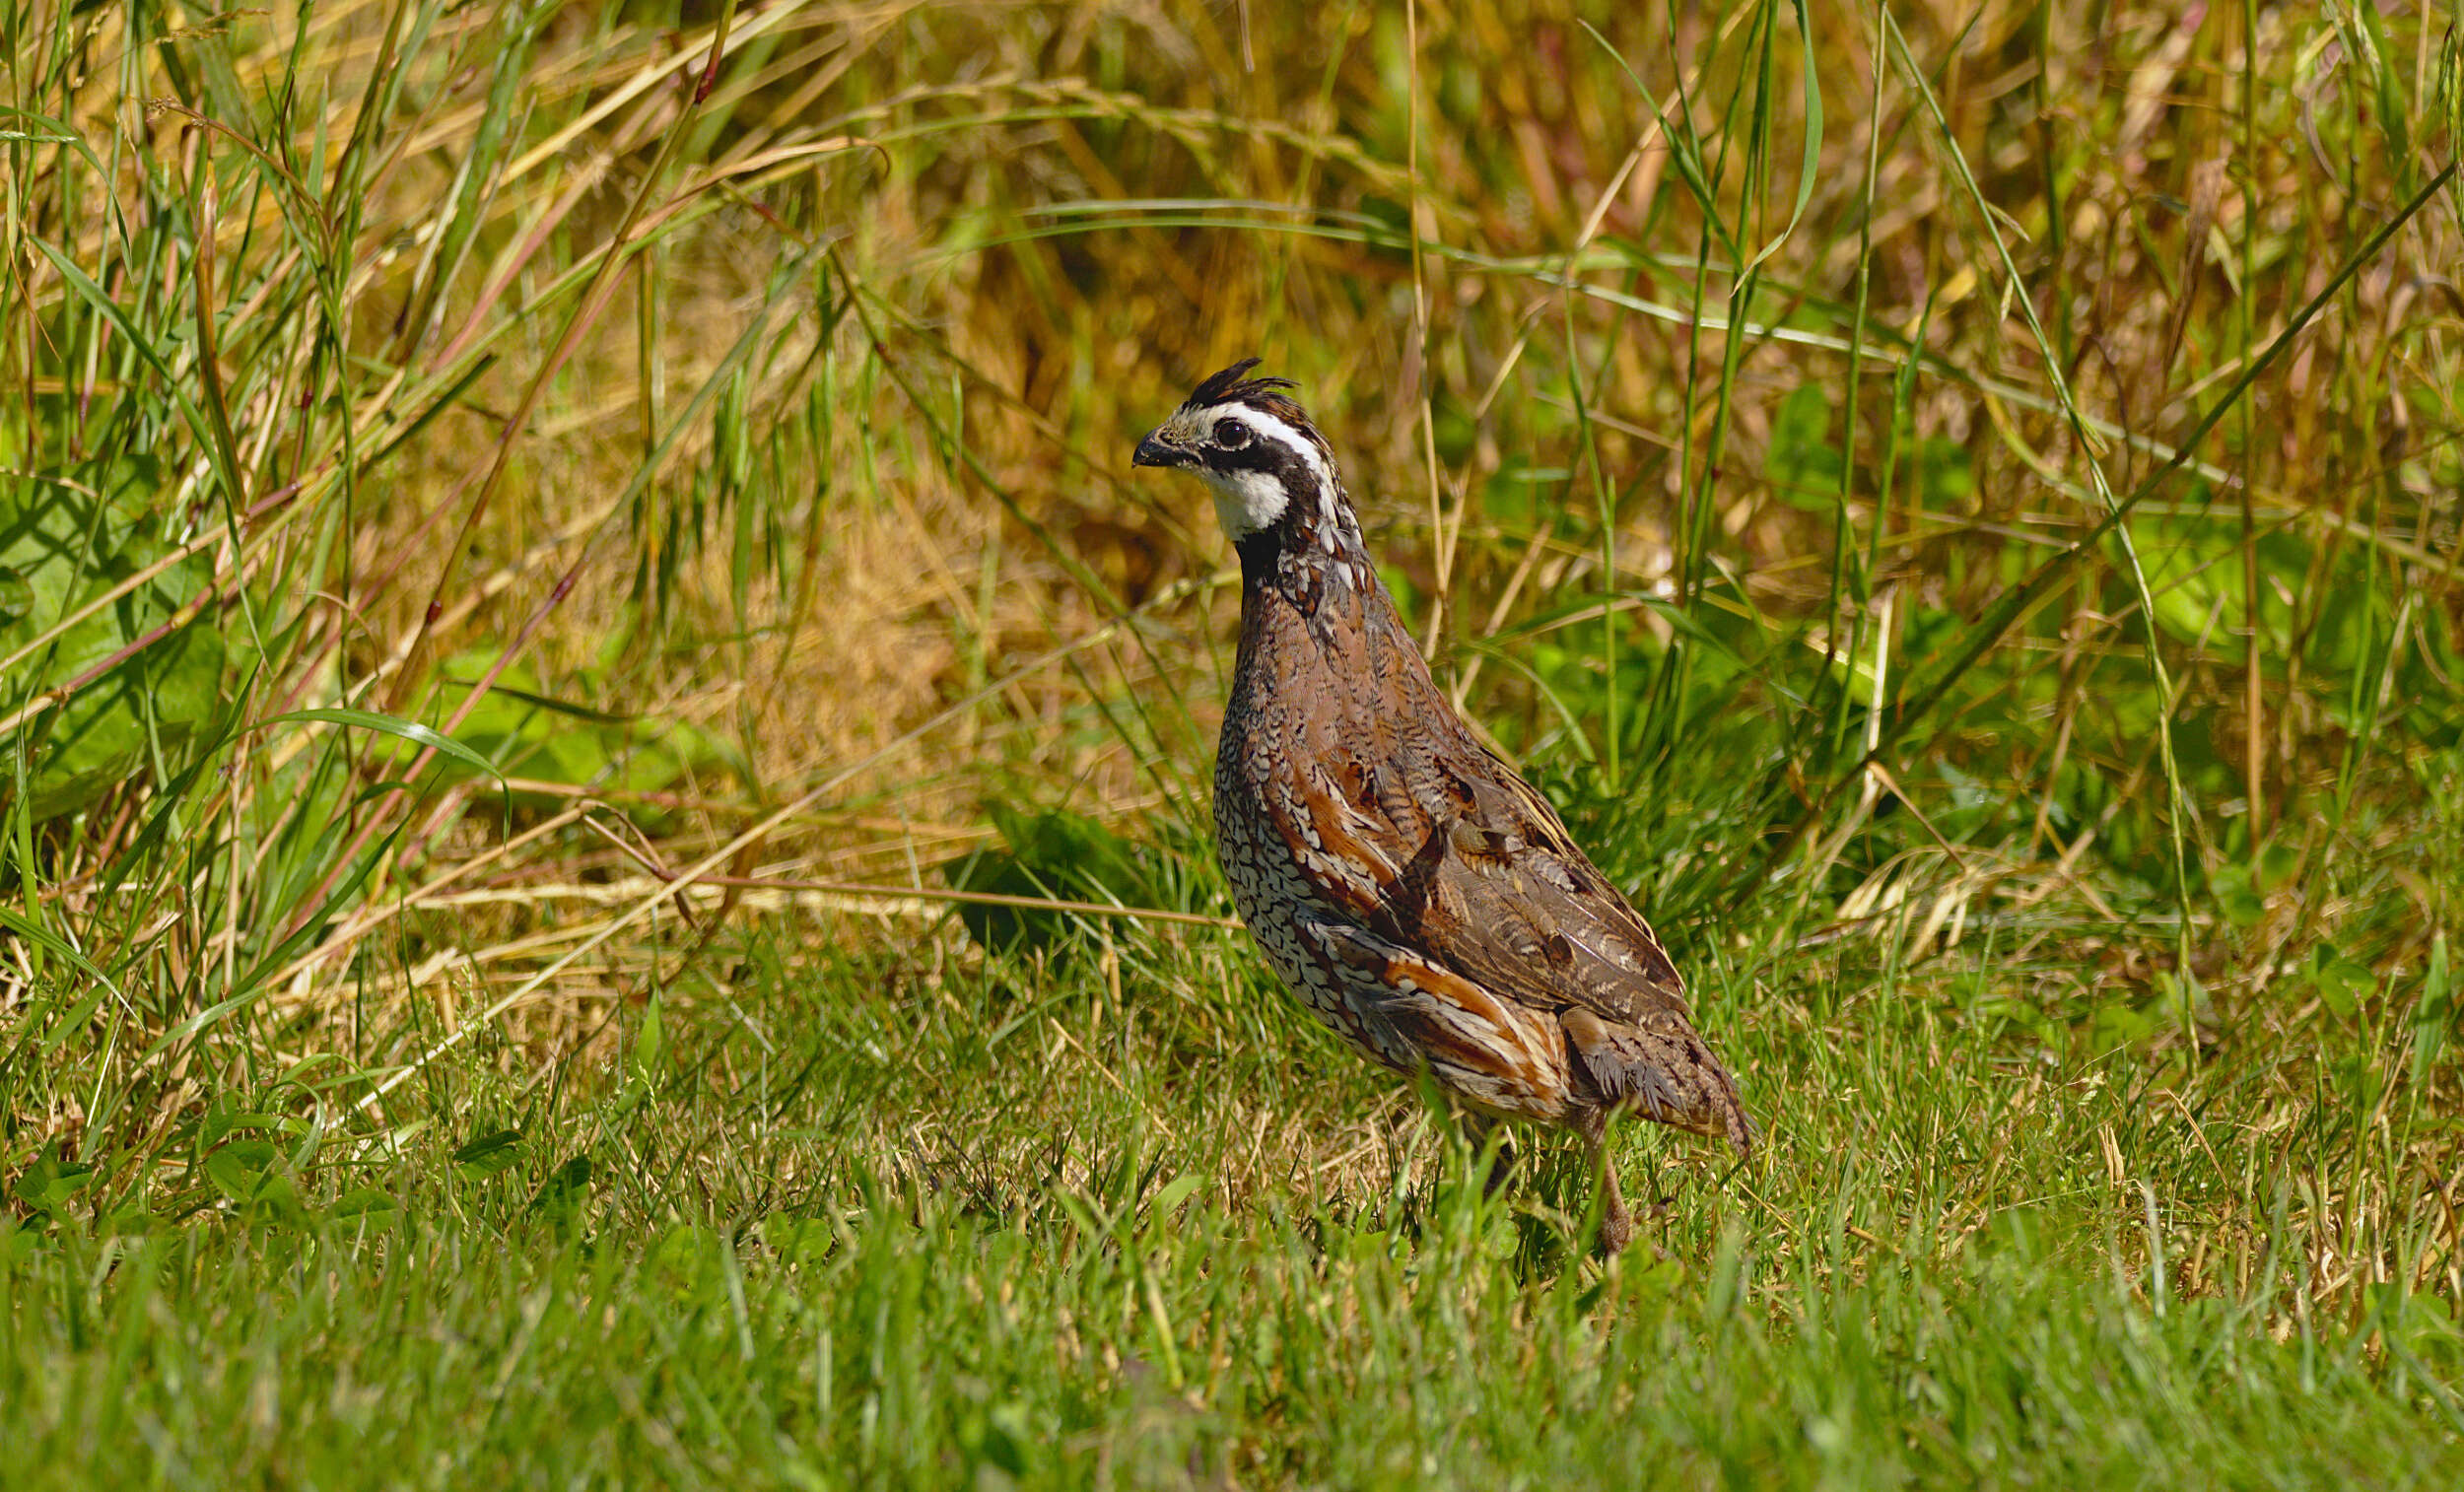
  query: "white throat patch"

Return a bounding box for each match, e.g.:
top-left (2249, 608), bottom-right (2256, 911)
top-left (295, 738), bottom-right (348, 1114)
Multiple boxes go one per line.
top-left (1178, 404), bottom-right (1336, 542)
top-left (1202, 466), bottom-right (1293, 540)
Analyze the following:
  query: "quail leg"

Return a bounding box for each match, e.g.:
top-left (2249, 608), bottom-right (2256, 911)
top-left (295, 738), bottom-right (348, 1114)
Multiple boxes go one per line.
top-left (1462, 1112), bottom-right (1519, 1197)
top-left (1575, 1107), bottom-right (1635, 1255)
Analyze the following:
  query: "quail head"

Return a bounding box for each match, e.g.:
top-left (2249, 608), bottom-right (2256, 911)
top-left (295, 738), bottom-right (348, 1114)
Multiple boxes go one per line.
top-left (1132, 358), bottom-right (1752, 1255)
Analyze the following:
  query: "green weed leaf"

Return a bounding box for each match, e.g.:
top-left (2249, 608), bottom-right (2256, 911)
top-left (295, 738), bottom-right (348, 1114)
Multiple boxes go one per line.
top-left (452, 1128), bottom-right (525, 1182)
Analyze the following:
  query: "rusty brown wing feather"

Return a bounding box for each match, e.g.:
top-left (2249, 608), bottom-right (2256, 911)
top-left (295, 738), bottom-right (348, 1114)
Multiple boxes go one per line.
top-left (1325, 721), bottom-right (1685, 1016)
top-left (1396, 746), bottom-right (1754, 1150)
top-left (1263, 712), bottom-right (1753, 1148)
top-left (1241, 580), bottom-right (1751, 1149)
top-left (1410, 749), bottom-right (1693, 1014)
top-left (1259, 594), bottom-right (1688, 1022)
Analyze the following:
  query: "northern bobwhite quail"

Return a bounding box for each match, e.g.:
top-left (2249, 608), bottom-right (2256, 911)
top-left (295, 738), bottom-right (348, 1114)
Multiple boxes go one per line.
top-left (1132, 358), bottom-right (1752, 1254)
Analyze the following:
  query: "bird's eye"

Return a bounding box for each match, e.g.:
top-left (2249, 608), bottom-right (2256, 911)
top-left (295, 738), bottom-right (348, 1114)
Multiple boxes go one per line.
top-left (1212, 419), bottom-right (1251, 449)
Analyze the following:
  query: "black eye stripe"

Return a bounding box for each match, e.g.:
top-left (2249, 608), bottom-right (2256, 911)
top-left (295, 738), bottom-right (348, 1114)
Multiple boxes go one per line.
top-left (1196, 416), bottom-right (1319, 467)
top-left (1209, 440), bottom-right (1310, 478)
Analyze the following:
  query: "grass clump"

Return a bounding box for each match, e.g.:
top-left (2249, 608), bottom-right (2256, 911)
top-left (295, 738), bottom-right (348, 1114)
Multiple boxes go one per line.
top-left (2, 0), bottom-right (2461, 1485)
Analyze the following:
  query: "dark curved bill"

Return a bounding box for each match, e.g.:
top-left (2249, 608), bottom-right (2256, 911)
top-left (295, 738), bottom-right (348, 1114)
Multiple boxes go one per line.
top-left (1131, 430), bottom-right (1187, 468)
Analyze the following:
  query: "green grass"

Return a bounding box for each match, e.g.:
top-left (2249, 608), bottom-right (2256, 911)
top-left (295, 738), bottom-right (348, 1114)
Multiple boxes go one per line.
top-left (4, 0), bottom-right (2463, 1485)
top-left (7, 925), bottom-right (2462, 1487)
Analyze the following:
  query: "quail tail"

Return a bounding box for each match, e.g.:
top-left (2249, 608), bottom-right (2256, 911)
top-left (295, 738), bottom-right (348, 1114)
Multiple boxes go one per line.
top-left (1561, 1008), bottom-right (1754, 1157)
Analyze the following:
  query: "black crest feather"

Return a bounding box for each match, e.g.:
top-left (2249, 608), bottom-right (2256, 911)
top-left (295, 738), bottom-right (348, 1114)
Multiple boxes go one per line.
top-left (1179, 357), bottom-right (1318, 435)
